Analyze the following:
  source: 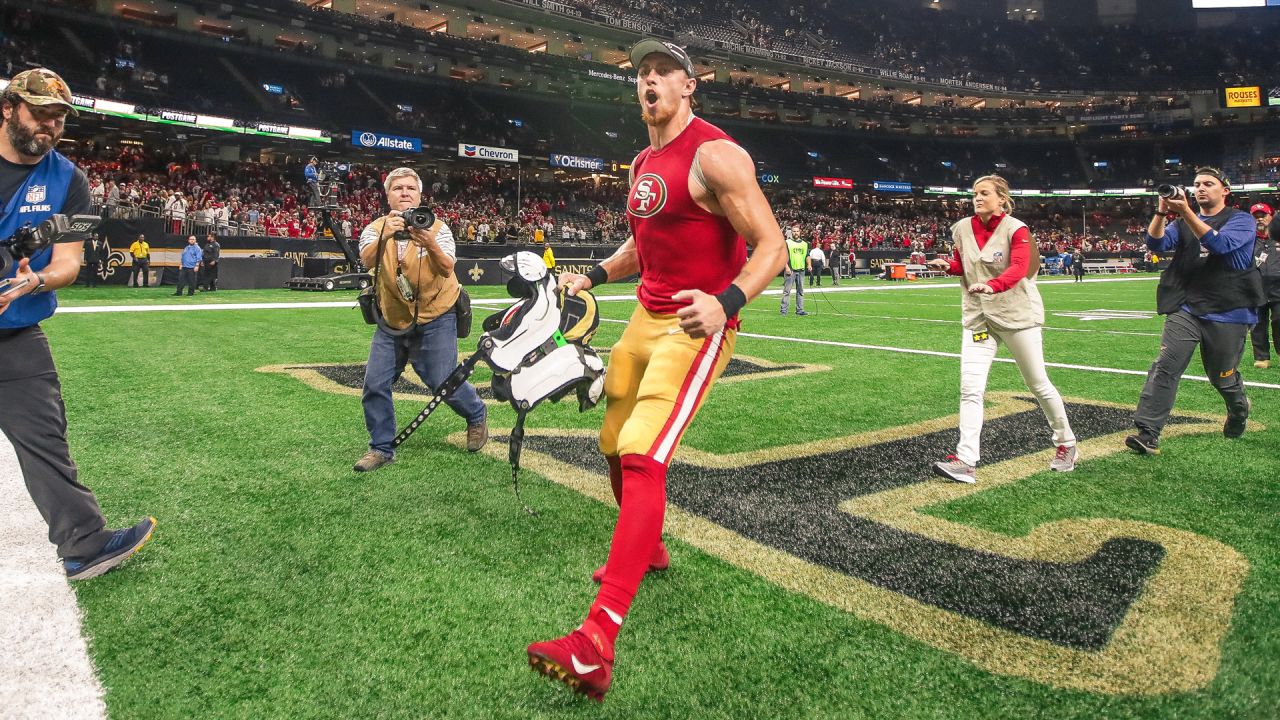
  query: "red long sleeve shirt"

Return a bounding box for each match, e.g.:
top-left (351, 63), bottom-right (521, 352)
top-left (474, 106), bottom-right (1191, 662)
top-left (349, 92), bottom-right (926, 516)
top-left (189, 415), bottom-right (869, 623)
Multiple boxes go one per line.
top-left (946, 214), bottom-right (1031, 293)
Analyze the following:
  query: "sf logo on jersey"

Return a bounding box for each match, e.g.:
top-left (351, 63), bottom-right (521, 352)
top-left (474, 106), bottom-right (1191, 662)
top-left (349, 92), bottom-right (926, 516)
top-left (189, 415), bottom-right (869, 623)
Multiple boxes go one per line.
top-left (628, 173), bottom-right (668, 219)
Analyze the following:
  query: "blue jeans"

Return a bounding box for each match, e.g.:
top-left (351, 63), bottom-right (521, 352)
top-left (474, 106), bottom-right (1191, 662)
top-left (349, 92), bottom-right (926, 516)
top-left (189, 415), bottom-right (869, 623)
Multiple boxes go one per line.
top-left (362, 311), bottom-right (485, 455)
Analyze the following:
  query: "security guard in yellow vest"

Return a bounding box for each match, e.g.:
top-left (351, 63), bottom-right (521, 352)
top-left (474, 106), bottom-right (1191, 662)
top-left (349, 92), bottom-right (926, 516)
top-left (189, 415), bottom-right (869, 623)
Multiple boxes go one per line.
top-left (780, 228), bottom-right (808, 315)
top-left (353, 167), bottom-right (487, 472)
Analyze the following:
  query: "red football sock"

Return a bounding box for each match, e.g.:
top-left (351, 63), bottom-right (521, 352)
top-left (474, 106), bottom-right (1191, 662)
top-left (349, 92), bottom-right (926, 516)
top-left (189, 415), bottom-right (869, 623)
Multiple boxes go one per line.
top-left (606, 454), bottom-right (623, 506)
top-left (588, 454), bottom-right (667, 645)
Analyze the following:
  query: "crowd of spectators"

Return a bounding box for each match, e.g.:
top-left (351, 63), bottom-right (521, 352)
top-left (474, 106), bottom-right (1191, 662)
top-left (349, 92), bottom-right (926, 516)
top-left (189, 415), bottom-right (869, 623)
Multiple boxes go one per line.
top-left (768, 191), bottom-right (1177, 258)
top-left (66, 143), bottom-right (636, 244)
top-left (88, 143), bottom-right (1280, 259)
top-left (67, 141), bottom-right (1222, 259)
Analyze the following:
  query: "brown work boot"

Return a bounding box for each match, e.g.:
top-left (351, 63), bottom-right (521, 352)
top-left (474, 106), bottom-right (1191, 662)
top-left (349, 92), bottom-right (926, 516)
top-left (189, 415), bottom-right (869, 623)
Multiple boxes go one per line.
top-left (466, 418), bottom-right (488, 452)
top-left (353, 449), bottom-right (394, 472)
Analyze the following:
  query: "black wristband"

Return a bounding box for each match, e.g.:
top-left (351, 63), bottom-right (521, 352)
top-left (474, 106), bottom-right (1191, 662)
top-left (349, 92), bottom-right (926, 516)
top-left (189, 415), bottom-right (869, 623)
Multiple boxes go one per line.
top-left (585, 264), bottom-right (609, 289)
top-left (715, 283), bottom-right (748, 318)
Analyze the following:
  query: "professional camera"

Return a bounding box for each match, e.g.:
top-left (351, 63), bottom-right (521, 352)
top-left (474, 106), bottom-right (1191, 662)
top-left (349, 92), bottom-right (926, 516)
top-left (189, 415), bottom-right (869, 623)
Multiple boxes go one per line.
top-left (1156, 184), bottom-right (1186, 200)
top-left (0, 214), bottom-right (100, 279)
top-left (396, 206), bottom-right (436, 230)
top-left (316, 160), bottom-right (351, 182)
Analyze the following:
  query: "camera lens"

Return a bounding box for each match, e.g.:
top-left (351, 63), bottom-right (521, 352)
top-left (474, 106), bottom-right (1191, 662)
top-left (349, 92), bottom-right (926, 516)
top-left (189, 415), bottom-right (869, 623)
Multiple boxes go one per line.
top-left (1156, 184), bottom-right (1181, 200)
top-left (404, 207), bottom-right (436, 229)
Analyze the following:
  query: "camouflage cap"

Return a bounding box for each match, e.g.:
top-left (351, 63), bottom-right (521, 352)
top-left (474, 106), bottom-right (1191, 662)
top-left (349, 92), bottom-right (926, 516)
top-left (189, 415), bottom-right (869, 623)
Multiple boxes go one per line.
top-left (6, 68), bottom-right (78, 115)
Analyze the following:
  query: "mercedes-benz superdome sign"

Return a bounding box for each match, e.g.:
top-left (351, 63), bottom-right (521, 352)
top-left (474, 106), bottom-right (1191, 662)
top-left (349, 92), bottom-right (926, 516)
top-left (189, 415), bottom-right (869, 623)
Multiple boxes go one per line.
top-left (457, 143), bottom-right (520, 163)
top-left (351, 129), bottom-right (422, 152)
top-left (549, 153), bottom-right (606, 171)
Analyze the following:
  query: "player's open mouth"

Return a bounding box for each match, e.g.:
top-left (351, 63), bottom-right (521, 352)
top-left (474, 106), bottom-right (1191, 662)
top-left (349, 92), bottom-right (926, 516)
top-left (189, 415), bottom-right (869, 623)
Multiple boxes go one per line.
top-left (645, 90), bottom-right (658, 105)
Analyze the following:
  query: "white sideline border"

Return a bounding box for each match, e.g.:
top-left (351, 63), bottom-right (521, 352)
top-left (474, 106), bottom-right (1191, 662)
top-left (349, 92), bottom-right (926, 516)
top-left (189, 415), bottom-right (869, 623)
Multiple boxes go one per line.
top-left (597, 318), bottom-right (1280, 391)
top-left (0, 438), bottom-right (108, 720)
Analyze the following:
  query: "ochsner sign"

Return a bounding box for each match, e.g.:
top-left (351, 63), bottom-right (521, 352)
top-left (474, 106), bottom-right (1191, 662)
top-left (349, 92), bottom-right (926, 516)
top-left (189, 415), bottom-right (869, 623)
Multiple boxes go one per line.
top-left (550, 153), bottom-right (606, 171)
top-left (458, 143), bottom-right (520, 163)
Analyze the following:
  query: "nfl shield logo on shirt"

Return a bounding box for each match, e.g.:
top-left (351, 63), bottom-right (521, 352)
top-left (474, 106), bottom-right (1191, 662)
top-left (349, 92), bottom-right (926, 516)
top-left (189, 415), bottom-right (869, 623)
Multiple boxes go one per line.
top-left (25, 185), bottom-right (47, 204)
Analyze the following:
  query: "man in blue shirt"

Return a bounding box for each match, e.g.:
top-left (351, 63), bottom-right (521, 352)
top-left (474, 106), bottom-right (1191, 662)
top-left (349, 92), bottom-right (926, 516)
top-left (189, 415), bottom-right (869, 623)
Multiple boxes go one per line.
top-left (1127, 167), bottom-right (1264, 455)
top-left (0, 68), bottom-right (154, 580)
top-left (304, 156), bottom-right (320, 206)
top-left (174, 234), bottom-right (202, 296)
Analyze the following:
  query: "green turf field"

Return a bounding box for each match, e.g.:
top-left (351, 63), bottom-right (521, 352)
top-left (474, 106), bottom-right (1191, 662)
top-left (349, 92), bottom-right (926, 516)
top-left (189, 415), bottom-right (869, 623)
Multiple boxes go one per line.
top-left (46, 275), bottom-right (1278, 718)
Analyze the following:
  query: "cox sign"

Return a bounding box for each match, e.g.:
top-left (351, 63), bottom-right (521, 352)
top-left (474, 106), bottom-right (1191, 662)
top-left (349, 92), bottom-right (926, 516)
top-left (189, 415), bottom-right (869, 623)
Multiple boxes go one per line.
top-left (352, 129), bottom-right (422, 152)
top-left (458, 143), bottom-right (520, 163)
top-left (550, 154), bottom-right (607, 171)
top-left (759, 173), bottom-right (781, 184)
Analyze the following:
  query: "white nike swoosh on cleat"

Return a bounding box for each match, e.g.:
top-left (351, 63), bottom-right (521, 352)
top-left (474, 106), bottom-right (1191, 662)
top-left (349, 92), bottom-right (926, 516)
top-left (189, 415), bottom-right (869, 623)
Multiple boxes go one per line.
top-left (602, 607), bottom-right (624, 625)
top-left (571, 654), bottom-right (601, 675)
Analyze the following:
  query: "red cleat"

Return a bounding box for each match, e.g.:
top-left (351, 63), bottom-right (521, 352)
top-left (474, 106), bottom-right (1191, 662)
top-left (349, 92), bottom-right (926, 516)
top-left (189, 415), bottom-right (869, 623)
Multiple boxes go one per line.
top-left (527, 619), bottom-right (615, 701)
top-left (592, 541), bottom-right (670, 584)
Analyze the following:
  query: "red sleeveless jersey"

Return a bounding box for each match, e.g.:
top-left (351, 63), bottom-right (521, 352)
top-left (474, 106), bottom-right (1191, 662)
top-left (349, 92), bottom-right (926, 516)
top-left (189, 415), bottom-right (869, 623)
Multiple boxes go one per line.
top-left (627, 116), bottom-right (747, 321)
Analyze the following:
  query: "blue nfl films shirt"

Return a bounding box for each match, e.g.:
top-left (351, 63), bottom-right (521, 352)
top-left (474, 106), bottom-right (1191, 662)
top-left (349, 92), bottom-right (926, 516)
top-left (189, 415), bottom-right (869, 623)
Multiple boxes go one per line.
top-left (0, 149), bottom-right (80, 329)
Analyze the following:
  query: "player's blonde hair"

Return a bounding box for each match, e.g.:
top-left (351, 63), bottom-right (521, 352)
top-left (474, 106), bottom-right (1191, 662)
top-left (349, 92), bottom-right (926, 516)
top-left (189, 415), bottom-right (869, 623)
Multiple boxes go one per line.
top-left (972, 174), bottom-right (1014, 214)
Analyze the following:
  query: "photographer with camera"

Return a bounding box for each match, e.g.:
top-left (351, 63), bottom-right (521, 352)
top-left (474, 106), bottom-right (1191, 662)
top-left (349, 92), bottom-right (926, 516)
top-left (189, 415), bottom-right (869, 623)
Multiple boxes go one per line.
top-left (0, 68), bottom-right (155, 579)
top-left (1127, 168), bottom-right (1264, 455)
top-left (352, 167), bottom-right (487, 472)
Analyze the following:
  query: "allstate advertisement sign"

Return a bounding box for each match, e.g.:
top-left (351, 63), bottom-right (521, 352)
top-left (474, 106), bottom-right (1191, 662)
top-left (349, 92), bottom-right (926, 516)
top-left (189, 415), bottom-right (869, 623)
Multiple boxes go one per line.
top-left (458, 143), bottom-right (520, 163)
top-left (550, 153), bottom-right (606, 171)
top-left (352, 129), bottom-right (422, 152)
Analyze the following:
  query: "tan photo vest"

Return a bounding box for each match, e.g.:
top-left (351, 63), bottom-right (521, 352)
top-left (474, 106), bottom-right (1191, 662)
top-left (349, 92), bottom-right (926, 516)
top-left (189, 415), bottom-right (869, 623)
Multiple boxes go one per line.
top-left (952, 215), bottom-right (1044, 332)
top-left (365, 217), bottom-right (460, 330)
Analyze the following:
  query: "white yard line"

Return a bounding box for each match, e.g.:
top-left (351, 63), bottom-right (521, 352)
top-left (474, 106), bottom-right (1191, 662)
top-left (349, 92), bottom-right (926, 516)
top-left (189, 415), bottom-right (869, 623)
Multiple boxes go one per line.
top-left (742, 307), bottom-right (1163, 338)
top-left (0, 438), bottom-right (108, 720)
top-left (58, 300), bottom-right (360, 313)
top-left (599, 318), bottom-right (1280, 391)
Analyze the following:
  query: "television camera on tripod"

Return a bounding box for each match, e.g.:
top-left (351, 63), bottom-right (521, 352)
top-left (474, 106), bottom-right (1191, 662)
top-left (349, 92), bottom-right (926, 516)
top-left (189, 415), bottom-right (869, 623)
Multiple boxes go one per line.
top-left (287, 159), bottom-right (371, 291)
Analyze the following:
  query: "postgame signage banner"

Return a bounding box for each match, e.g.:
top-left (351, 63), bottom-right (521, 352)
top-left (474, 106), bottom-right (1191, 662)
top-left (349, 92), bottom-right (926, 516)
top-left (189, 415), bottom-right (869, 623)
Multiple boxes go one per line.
top-left (1222, 86), bottom-right (1262, 108)
top-left (0, 77), bottom-right (330, 144)
top-left (352, 129), bottom-right (422, 152)
top-left (813, 177), bottom-right (854, 190)
top-left (549, 153), bottom-right (606, 171)
top-left (458, 143), bottom-right (520, 163)
top-left (873, 181), bottom-right (913, 193)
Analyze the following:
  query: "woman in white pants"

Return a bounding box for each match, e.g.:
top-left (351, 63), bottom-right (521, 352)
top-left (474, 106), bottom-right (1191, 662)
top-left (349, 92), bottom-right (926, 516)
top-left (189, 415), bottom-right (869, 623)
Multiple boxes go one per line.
top-left (927, 175), bottom-right (1078, 483)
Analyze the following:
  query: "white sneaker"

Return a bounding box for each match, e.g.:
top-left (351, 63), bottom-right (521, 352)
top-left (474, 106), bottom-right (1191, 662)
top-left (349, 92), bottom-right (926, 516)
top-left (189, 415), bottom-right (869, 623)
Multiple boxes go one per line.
top-left (1050, 444), bottom-right (1078, 472)
top-left (932, 456), bottom-right (976, 484)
